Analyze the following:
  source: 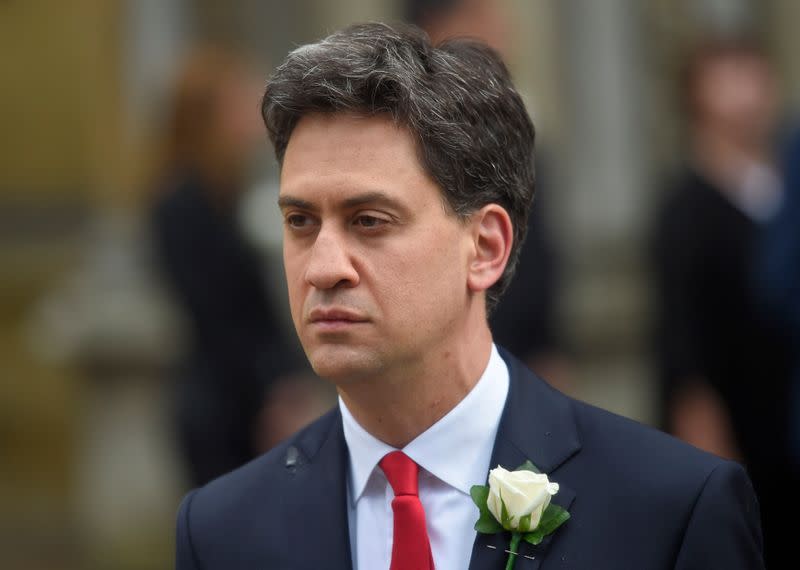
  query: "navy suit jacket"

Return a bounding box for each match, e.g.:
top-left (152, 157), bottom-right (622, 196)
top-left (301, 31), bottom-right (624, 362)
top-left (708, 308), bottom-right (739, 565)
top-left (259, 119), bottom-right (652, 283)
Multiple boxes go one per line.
top-left (176, 350), bottom-right (764, 569)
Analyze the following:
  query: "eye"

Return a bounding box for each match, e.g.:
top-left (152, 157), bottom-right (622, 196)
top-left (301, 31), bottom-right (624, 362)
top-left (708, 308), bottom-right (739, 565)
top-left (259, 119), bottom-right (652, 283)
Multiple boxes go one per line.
top-left (353, 214), bottom-right (389, 229)
top-left (286, 214), bottom-right (306, 227)
top-left (285, 213), bottom-right (317, 230)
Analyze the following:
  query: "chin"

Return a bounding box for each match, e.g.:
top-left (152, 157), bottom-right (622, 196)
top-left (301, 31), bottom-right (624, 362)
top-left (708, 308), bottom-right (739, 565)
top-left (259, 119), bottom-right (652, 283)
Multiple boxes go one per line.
top-left (305, 344), bottom-right (383, 383)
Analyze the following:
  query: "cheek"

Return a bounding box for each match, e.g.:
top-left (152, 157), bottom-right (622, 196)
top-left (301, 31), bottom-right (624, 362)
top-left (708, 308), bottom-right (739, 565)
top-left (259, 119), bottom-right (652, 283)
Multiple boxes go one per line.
top-left (283, 247), bottom-right (307, 317)
top-left (374, 226), bottom-right (468, 320)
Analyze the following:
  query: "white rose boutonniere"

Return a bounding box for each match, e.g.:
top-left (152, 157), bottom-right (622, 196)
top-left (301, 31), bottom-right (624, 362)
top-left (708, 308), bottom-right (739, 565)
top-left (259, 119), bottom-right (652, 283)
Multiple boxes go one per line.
top-left (471, 461), bottom-right (570, 570)
top-left (487, 466), bottom-right (560, 532)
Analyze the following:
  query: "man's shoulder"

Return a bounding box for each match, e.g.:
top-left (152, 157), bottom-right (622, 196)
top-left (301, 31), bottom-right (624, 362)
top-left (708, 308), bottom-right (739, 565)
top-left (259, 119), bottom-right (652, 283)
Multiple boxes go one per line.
top-left (507, 361), bottom-right (762, 568)
top-left (504, 351), bottom-right (737, 493)
top-left (573, 394), bottom-right (730, 471)
top-left (178, 406), bottom-right (341, 525)
top-left (176, 407), bottom-right (351, 567)
top-left (504, 351), bottom-right (730, 484)
top-left (552, 382), bottom-right (747, 507)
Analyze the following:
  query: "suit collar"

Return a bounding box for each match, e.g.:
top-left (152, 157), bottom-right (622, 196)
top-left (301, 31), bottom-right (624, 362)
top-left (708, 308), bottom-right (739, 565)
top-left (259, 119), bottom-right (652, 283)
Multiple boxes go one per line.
top-left (492, 347), bottom-right (581, 474)
top-left (282, 409), bottom-right (354, 570)
top-left (469, 348), bottom-right (581, 570)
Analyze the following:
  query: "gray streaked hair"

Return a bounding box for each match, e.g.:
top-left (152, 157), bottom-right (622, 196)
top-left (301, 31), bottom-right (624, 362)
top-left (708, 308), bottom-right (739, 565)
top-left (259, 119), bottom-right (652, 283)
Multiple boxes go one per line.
top-left (262, 22), bottom-right (536, 310)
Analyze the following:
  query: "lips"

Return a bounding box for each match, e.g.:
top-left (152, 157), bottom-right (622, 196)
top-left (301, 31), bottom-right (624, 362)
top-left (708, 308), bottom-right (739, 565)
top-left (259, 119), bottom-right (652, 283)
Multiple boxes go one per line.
top-left (308, 307), bottom-right (369, 326)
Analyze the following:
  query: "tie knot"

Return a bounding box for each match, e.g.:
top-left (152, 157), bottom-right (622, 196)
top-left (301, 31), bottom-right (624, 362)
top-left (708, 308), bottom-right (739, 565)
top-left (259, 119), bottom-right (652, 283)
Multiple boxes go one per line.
top-left (379, 451), bottom-right (419, 496)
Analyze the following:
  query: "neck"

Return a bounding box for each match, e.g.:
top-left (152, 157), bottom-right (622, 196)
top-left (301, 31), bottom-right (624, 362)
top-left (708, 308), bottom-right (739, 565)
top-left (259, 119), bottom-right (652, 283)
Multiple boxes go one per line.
top-left (338, 309), bottom-right (493, 448)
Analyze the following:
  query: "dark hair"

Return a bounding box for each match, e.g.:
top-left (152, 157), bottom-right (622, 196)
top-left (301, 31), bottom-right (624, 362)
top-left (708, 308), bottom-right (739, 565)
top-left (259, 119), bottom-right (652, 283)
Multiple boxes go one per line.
top-left (261, 22), bottom-right (536, 310)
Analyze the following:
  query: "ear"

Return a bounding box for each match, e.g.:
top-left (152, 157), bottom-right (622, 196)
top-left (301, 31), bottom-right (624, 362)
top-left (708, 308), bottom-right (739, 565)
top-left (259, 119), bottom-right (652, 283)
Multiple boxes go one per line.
top-left (467, 204), bottom-right (513, 294)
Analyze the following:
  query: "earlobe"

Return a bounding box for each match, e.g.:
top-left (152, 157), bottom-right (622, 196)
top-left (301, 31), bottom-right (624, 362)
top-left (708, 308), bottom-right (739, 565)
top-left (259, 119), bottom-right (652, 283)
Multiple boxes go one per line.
top-left (467, 205), bottom-right (513, 293)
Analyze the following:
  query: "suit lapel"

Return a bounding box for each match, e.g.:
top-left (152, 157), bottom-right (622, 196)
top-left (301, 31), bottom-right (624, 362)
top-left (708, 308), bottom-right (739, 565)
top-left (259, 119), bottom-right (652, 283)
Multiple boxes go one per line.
top-left (284, 410), bottom-right (353, 570)
top-left (469, 350), bottom-right (580, 570)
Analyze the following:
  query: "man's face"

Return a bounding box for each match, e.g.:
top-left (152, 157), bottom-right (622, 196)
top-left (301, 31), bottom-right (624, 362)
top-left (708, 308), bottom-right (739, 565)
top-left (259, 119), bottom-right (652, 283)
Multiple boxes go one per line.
top-left (695, 54), bottom-right (778, 144)
top-left (279, 113), bottom-right (474, 383)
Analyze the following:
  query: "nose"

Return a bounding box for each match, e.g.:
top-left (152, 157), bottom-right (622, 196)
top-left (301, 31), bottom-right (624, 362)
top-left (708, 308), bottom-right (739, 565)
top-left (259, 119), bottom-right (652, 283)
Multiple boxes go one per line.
top-left (305, 225), bottom-right (359, 290)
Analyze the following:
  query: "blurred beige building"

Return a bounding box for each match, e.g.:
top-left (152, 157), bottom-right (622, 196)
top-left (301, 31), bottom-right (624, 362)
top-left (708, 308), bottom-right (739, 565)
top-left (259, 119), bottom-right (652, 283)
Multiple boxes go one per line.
top-left (1, 1), bottom-right (799, 568)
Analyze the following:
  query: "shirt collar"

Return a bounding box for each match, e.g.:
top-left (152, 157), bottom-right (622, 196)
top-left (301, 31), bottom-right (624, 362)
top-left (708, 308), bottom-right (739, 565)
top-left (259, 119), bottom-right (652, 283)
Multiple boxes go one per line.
top-left (339, 343), bottom-right (509, 504)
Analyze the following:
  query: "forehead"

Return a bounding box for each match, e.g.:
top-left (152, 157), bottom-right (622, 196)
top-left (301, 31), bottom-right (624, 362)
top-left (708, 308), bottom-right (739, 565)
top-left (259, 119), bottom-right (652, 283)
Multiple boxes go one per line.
top-left (279, 112), bottom-right (442, 207)
top-left (286, 112), bottom-right (414, 155)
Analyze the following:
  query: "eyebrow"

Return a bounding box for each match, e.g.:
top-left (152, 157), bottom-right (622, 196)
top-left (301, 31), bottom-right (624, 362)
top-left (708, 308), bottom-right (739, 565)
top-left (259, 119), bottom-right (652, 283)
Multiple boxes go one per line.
top-left (342, 191), bottom-right (405, 210)
top-left (278, 191), bottom-right (407, 213)
top-left (277, 195), bottom-right (314, 211)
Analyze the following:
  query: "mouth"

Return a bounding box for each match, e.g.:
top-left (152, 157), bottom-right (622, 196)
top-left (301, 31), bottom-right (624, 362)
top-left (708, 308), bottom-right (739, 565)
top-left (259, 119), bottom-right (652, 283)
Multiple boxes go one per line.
top-left (308, 307), bottom-right (369, 331)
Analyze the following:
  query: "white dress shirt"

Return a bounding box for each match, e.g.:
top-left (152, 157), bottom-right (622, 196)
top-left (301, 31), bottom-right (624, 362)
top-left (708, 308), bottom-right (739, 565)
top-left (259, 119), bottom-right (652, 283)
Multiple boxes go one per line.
top-left (339, 344), bottom-right (510, 570)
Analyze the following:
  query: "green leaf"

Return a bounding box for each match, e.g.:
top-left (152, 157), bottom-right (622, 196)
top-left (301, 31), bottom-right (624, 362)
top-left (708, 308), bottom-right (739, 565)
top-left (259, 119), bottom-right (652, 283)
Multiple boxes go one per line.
top-left (470, 485), bottom-right (490, 510)
top-left (536, 504), bottom-right (570, 536)
top-left (522, 530), bottom-right (545, 546)
top-left (536, 504), bottom-right (559, 528)
top-left (517, 513), bottom-right (532, 533)
top-left (470, 485), bottom-right (503, 534)
top-left (475, 512), bottom-right (503, 534)
top-left (521, 504), bottom-right (571, 546)
top-left (515, 460), bottom-right (541, 473)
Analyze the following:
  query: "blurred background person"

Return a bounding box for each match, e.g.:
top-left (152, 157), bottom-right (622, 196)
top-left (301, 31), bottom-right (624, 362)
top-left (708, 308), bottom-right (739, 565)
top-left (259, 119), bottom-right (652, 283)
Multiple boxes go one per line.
top-left (651, 37), bottom-right (795, 565)
top-left (406, 0), bottom-right (568, 390)
top-left (149, 47), bottom-right (313, 487)
top-left (758, 126), bottom-right (800, 463)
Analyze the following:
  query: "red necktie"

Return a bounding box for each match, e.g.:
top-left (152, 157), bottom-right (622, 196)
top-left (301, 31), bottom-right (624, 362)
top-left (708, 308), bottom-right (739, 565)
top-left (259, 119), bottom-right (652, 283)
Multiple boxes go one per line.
top-left (379, 451), bottom-right (435, 570)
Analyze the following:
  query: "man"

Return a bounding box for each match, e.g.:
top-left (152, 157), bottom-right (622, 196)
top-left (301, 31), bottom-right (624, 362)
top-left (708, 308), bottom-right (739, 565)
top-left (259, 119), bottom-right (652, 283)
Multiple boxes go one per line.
top-left (176, 23), bottom-right (763, 569)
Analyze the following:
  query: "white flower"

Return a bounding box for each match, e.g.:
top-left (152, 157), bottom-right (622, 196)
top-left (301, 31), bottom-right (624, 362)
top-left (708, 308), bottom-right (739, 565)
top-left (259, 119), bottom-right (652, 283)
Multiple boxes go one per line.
top-left (487, 466), bottom-right (560, 532)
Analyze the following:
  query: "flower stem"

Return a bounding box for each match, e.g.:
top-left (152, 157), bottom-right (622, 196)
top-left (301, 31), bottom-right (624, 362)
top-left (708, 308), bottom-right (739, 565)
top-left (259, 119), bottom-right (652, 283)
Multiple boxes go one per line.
top-left (505, 533), bottom-right (522, 570)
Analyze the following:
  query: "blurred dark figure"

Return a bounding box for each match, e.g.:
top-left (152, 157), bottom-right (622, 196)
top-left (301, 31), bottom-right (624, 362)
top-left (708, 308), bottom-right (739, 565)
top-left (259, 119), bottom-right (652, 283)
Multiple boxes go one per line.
top-left (652, 39), bottom-right (795, 565)
top-left (406, 0), bottom-right (511, 55)
top-left (407, 0), bottom-right (566, 386)
top-left (150, 48), bottom-right (304, 486)
top-left (758, 127), bottom-right (800, 465)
